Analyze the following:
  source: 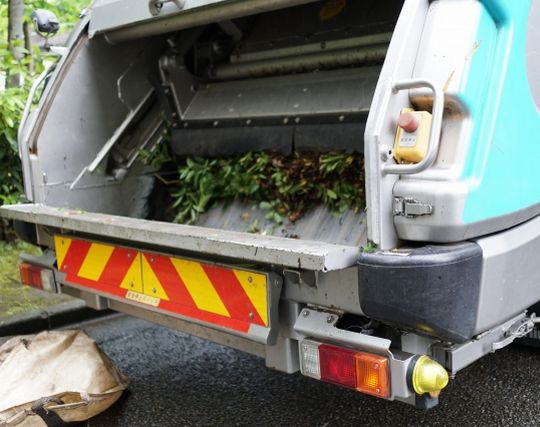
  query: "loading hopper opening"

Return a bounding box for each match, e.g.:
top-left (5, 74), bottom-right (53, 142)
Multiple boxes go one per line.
top-left (17, 0), bottom-right (405, 265)
top-left (128, 0), bottom-right (404, 247)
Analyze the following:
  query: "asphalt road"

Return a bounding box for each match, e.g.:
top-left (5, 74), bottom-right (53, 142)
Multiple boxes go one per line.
top-left (75, 314), bottom-right (540, 427)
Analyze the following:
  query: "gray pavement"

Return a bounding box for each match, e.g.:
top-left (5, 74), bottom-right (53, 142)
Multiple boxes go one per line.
top-left (71, 314), bottom-right (540, 427)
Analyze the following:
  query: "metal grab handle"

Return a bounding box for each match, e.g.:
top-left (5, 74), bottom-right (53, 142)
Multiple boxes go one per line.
top-left (383, 79), bottom-right (444, 175)
top-left (17, 63), bottom-right (53, 154)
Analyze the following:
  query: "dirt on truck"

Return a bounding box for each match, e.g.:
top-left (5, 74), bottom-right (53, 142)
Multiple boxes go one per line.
top-left (3, 0), bottom-right (540, 409)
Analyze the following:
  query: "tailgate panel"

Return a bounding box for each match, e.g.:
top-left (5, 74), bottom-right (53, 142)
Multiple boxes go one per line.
top-left (55, 235), bottom-right (270, 335)
top-left (1, 204), bottom-right (359, 271)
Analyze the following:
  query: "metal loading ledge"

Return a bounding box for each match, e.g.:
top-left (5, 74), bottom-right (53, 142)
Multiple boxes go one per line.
top-left (1, 204), bottom-right (361, 271)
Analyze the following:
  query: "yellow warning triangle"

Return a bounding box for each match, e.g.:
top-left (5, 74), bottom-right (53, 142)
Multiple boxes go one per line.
top-left (54, 236), bottom-right (72, 269)
top-left (234, 270), bottom-right (268, 326)
top-left (141, 256), bottom-right (170, 301)
top-left (120, 254), bottom-right (143, 293)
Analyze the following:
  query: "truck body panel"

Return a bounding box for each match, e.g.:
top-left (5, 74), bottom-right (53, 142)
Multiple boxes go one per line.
top-left (5, 0), bottom-right (540, 407)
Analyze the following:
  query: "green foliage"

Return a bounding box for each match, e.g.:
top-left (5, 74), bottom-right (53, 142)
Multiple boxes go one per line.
top-left (362, 241), bottom-right (377, 253)
top-left (168, 152), bottom-right (365, 225)
top-left (0, 43), bottom-right (45, 203)
top-left (0, 0), bottom-right (89, 206)
top-left (138, 141), bottom-right (172, 170)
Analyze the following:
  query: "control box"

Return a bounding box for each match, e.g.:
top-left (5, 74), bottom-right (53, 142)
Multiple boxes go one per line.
top-left (393, 108), bottom-right (432, 164)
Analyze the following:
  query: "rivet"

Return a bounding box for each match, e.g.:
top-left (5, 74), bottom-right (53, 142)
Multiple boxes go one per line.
top-left (303, 310), bottom-right (309, 317)
top-left (248, 312), bottom-right (254, 319)
top-left (248, 276), bottom-right (253, 283)
top-left (326, 315), bottom-right (334, 323)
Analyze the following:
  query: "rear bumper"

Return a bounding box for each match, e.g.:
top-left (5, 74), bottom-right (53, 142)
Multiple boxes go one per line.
top-left (358, 243), bottom-right (483, 343)
top-left (3, 203), bottom-right (484, 344)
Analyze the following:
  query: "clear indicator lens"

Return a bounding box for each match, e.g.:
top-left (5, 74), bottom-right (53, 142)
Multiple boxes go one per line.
top-left (300, 340), bottom-right (321, 379)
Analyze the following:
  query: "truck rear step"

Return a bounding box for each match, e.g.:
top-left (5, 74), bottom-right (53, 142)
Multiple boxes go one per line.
top-left (1, 203), bottom-right (362, 271)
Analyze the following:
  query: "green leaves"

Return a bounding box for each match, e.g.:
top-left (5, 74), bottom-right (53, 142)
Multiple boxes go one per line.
top-left (168, 152), bottom-right (365, 226)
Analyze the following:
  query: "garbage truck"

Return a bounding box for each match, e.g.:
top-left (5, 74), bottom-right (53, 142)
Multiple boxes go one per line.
top-left (3, 0), bottom-right (540, 408)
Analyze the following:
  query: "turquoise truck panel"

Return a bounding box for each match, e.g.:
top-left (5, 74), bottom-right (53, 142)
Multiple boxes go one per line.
top-left (463, 0), bottom-right (540, 223)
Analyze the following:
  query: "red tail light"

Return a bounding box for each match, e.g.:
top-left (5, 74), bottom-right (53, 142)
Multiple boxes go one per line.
top-left (319, 345), bottom-right (357, 389)
top-left (300, 339), bottom-right (391, 398)
top-left (19, 262), bottom-right (43, 289)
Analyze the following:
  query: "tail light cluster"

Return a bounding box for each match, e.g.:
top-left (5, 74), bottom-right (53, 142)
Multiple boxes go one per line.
top-left (19, 262), bottom-right (55, 291)
top-left (300, 339), bottom-right (390, 398)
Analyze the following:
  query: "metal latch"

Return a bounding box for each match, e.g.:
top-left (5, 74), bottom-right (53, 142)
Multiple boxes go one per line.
top-left (393, 197), bottom-right (433, 218)
top-left (492, 314), bottom-right (540, 351)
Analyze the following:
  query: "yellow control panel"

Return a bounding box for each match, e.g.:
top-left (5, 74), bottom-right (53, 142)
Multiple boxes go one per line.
top-left (393, 108), bottom-right (432, 164)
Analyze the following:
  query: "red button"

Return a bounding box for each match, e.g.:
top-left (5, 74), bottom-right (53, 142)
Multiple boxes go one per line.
top-left (398, 112), bottom-right (419, 133)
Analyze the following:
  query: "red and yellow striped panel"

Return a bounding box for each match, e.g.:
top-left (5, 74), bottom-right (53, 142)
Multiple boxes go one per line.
top-left (54, 236), bottom-right (268, 332)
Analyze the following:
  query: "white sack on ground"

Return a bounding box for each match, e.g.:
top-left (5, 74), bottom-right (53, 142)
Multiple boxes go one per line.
top-left (0, 330), bottom-right (128, 427)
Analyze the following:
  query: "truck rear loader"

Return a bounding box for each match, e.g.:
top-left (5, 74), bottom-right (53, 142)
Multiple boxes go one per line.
top-left (3, 0), bottom-right (540, 408)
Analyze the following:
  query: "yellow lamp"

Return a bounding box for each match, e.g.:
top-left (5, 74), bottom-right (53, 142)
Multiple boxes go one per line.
top-left (412, 355), bottom-right (449, 397)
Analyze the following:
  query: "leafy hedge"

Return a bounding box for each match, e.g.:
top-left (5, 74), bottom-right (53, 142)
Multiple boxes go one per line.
top-left (161, 152), bottom-right (365, 226)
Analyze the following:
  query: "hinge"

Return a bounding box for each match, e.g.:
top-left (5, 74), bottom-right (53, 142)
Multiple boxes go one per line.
top-left (393, 197), bottom-right (433, 218)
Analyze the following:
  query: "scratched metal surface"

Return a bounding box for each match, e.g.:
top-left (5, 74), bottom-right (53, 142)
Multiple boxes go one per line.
top-left (0, 204), bottom-right (363, 271)
top-left (196, 201), bottom-right (367, 247)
